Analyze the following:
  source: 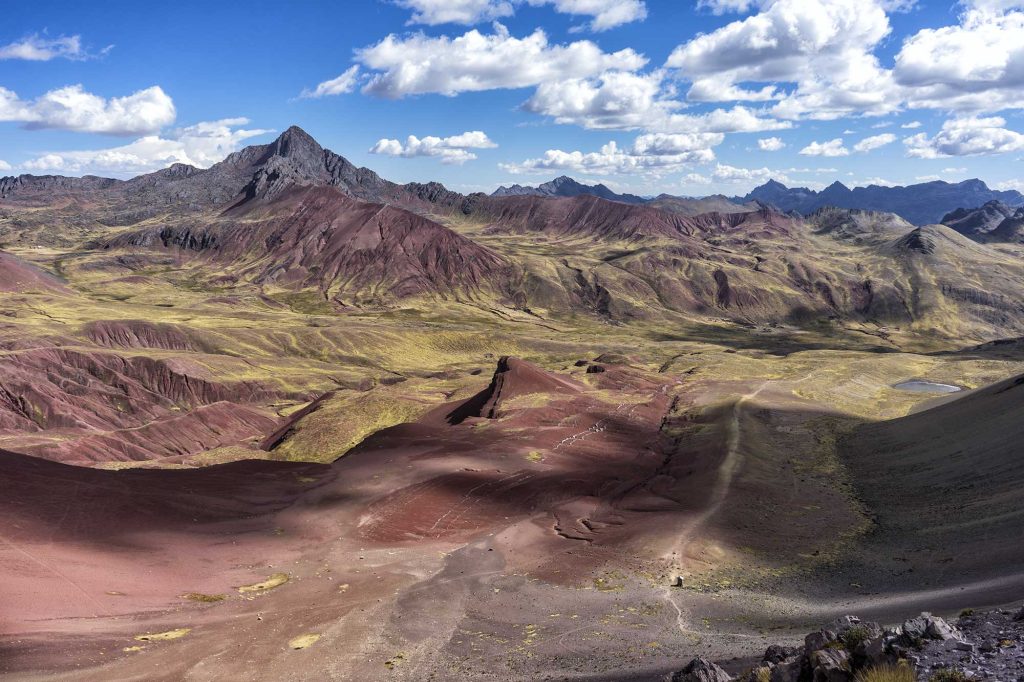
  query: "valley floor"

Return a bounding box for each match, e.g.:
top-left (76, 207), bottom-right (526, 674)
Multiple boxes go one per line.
top-left (2, 244), bottom-right (1024, 681)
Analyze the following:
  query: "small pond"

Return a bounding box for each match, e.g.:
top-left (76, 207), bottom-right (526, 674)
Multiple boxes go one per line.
top-left (892, 380), bottom-right (962, 393)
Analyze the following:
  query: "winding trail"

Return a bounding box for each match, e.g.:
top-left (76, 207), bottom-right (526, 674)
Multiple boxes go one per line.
top-left (660, 381), bottom-right (770, 640)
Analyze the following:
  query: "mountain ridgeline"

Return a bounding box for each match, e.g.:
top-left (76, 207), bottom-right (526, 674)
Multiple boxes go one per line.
top-left (941, 199), bottom-right (1024, 243)
top-left (739, 178), bottom-right (1024, 226)
top-left (493, 175), bottom-right (646, 204)
top-left (3, 125), bottom-right (1024, 340)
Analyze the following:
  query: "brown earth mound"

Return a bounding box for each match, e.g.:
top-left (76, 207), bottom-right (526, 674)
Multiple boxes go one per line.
top-left (446, 356), bottom-right (584, 423)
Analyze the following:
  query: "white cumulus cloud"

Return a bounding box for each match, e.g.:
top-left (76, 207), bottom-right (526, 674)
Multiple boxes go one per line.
top-left (853, 133), bottom-right (897, 153)
top-left (904, 116), bottom-right (1024, 158)
top-left (396, 0), bottom-right (647, 31)
top-left (527, 0), bottom-right (647, 31)
top-left (800, 138), bottom-right (850, 156)
top-left (758, 136), bottom-right (785, 151)
top-left (711, 163), bottom-right (783, 184)
top-left (19, 118), bottom-right (271, 176)
top-left (0, 84), bottom-right (175, 136)
top-left (356, 23), bottom-right (646, 98)
top-left (369, 130), bottom-right (497, 164)
top-left (524, 71), bottom-right (789, 133)
top-left (501, 132), bottom-right (721, 175)
top-left (894, 7), bottom-right (1024, 111)
top-left (301, 66), bottom-right (361, 98)
top-left (395, 0), bottom-right (515, 25)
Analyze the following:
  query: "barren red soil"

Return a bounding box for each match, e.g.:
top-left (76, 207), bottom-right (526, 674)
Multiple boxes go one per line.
top-left (0, 358), bottom-right (718, 679)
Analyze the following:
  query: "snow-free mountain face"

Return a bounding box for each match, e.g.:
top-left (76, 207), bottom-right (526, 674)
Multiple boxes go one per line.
top-left (738, 178), bottom-right (1024, 226)
top-left (493, 175), bottom-right (646, 204)
top-left (943, 200), bottom-right (1024, 243)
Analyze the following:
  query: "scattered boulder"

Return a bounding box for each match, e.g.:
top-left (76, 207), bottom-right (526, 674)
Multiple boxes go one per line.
top-left (926, 616), bottom-right (962, 642)
top-left (699, 606), bottom-right (1024, 682)
top-left (672, 657), bottom-right (733, 682)
top-left (805, 630), bottom-right (838, 653)
top-left (861, 634), bottom-right (894, 668)
top-left (809, 648), bottom-right (852, 682)
top-left (573, 359), bottom-right (589, 367)
top-left (769, 657), bottom-right (804, 682)
top-left (586, 364), bottom-right (606, 374)
top-left (763, 645), bottom-right (801, 665)
top-left (900, 613), bottom-right (962, 645)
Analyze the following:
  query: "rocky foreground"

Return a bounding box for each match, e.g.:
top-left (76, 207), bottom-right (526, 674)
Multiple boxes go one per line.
top-left (674, 604), bottom-right (1024, 681)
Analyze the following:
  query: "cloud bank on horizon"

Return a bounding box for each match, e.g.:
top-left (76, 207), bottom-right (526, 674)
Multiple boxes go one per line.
top-left (2, 0), bottom-right (1024, 195)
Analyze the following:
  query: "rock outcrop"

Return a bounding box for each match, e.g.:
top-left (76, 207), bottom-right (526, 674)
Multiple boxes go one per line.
top-left (672, 656), bottom-right (734, 682)
top-left (678, 607), bottom-right (1024, 682)
top-left (447, 356), bottom-right (583, 424)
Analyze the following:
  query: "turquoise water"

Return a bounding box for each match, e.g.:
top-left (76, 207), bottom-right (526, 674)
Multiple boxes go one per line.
top-left (893, 380), bottom-right (962, 393)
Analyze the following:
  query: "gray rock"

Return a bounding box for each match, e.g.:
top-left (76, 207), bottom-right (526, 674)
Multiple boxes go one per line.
top-left (902, 614), bottom-right (931, 642)
top-left (672, 657), bottom-right (733, 682)
top-left (810, 648), bottom-right (852, 682)
top-left (1015, 606), bottom-right (1024, 622)
top-left (763, 645), bottom-right (801, 665)
top-left (862, 635), bottom-right (895, 667)
top-left (927, 616), bottom-right (964, 642)
top-left (806, 629), bottom-right (838, 653)
top-left (770, 658), bottom-right (804, 682)
top-left (831, 616), bottom-right (862, 631)
top-left (902, 612), bottom-right (963, 644)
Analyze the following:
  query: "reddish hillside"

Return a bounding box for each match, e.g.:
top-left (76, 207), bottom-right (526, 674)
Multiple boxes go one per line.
top-left (467, 194), bottom-right (796, 244)
top-left (109, 185), bottom-right (511, 303)
top-left (0, 251), bottom-right (70, 294)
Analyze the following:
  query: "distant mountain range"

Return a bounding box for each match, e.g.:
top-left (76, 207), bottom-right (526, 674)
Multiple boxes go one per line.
top-left (738, 179), bottom-right (1024, 226)
top-left (942, 200), bottom-right (1024, 243)
top-left (493, 175), bottom-right (1024, 226)
top-left (493, 176), bottom-right (646, 204)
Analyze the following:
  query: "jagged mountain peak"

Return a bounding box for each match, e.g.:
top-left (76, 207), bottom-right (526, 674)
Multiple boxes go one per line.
top-left (261, 125), bottom-right (324, 163)
top-left (492, 175), bottom-right (645, 204)
top-left (742, 178), bottom-right (1024, 225)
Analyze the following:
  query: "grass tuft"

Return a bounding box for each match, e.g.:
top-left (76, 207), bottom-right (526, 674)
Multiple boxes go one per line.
top-left (854, 664), bottom-right (916, 682)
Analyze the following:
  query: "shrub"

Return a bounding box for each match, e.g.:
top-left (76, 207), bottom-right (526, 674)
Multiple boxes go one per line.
top-left (842, 625), bottom-right (872, 650)
top-left (958, 608), bottom-right (974, 618)
top-left (854, 663), bottom-right (916, 682)
top-left (929, 670), bottom-right (968, 682)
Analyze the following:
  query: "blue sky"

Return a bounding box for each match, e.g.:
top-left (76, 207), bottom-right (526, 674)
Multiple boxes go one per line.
top-left (2, 0), bottom-right (1023, 196)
